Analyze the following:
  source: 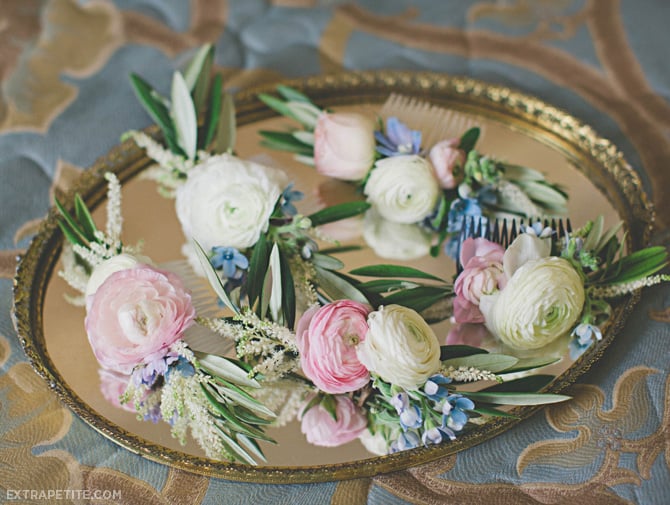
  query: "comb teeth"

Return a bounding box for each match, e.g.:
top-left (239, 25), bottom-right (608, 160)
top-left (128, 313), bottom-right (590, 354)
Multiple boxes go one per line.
top-left (379, 94), bottom-right (483, 148)
top-left (456, 216), bottom-right (572, 272)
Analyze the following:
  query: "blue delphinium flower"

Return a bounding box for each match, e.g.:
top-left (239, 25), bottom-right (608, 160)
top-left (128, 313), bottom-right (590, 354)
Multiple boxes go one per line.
top-left (375, 117), bottom-right (422, 157)
top-left (391, 392), bottom-right (422, 430)
top-left (421, 425), bottom-right (456, 446)
top-left (424, 374), bottom-right (452, 402)
top-left (143, 403), bottom-right (162, 424)
top-left (165, 356), bottom-right (196, 382)
top-left (390, 431), bottom-right (421, 453)
top-left (569, 323), bottom-right (602, 359)
top-left (521, 221), bottom-right (553, 238)
top-left (281, 183), bottom-right (304, 216)
top-left (441, 394), bottom-right (475, 431)
top-left (210, 246), bottom-right (249, 279)
top-left (446, 197), bottom-right (483, 233)
top-left (134, 351), bottom-right (179, 387)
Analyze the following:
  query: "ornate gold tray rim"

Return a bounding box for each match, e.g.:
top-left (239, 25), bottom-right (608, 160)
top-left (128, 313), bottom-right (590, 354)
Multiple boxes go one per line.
top-left (12, 70), bottom-right (652, 483)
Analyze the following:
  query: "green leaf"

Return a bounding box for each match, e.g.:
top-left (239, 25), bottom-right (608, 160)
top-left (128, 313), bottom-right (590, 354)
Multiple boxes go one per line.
top-left (501, 356), bottom-right (560, 374)
top-left (381, 286), bottom-right (450, 312)
top-left (55, 198), bottom-right (90, 246)
top-left (203, 74), bottom-right (223, 149)
top-left (213, 92), bottom-right (236, 153)
top-left (583, 215), bottom-right (604, 252)
top-left (192, 240), bottom-right (238, 314)
top-left (171, 71), bottom-right (198, 159)
top-left (482, 375), bottom-right (555, 393)
top-left (315, 266), bottom-right (369, 304)
top-left (595, 221), bottom-right (623, 254)
top-left (442, 353), bottom-right (518, 374)
top-left (73, 194), bottom-right (98, 241)
top-left (211, 379), bottom-right (277, 418)
top-left (231, 405), bottom-right (275, 426)
top-left (300, 395), bottom-right (322, 418)
top-left (258, 93), bottom-right (293, 118)
top-left (599, 246), bottom-right (668, 284)
top-left (429, 194), bottom-right (449, 230)
top-left (440, 345), bottom-right (489, 360)
top-left (358, 279), bottom-right (420, 294)
top-left (212, 424), bottom-right (258, 465)
top-left (128, 73), bottom-right (182, 154)
top-left (308, 201), bottom-right (370, 227)
top-left (195, 352), bottom-right (259, 388)
top-left (237, 434), bottom-right (269, 463)
top-left (276, 85), bottom-right (312, 103)
top-left (259, 130), bottom-right (313, 155)
top-left (318, 245), bottom-right (362, 255)
top-left (57, 221), bottom-right (85, 248)
top-left (311, 253), bottom-right (344, 271)
top-left (320, 395), bottom-right (338, 421)
top-left (293, 130), bottom-right (315, 146)
top-left (202, 385), bottom-right (272, 442)
top-left (278, 248), bottom-right (296, 329)
top-left (501, 164), bottom-right (545, 182)
top-left (458, 127), bottom-right (480, 152)
top-left (285, 102), bottom-right (321, 129)
top-left (464, 391), bottom-right (571, 405)
top-left (349, 264), bottom-right (446, 283)
top-left (184, 44), bottom-right (214, 112)
top-left (471, 406), bottom-right (519, 419)
top-left (247, 234), bottom-right (271, 309)
top-left (183, 44), bottom-right (213, 91)
top-left (267, 243), bottom-right (283, 322)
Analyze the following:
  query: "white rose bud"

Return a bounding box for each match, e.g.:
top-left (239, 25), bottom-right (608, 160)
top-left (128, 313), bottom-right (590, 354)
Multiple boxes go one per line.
top-left (479, 257), bottom-right (585, 350)
top-left (364, 155), bottom-right (440, 224)
top-left (175, 154), bottom-right (288, 250)
top-left (85, 253), bottom-right (152, 299)
top-left (363, 209), bottom-right (431, 260)
top-left (357, 305), bottom-right (441, 390)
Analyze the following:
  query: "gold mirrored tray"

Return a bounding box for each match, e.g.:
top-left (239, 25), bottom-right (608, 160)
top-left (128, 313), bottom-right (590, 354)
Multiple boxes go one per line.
top-left (12, 71), bottom-right (654, 483)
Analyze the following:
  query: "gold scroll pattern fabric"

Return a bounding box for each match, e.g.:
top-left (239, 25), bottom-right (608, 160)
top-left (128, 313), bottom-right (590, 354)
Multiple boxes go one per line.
top-left (1, 1), bottom-right (668, 503)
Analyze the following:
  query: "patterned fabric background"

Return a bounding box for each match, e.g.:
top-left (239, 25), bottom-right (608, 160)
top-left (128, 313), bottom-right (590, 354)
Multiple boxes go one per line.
top-left (1, 1), bottom-right (668, 503)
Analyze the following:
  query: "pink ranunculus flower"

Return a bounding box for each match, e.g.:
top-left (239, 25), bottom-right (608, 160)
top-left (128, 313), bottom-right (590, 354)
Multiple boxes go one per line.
top-left (313, 111), bottom-right (376, 181)
top-left (98, 369), bottom-right (135, 412)
top-left (453, 238), bottom-right (506, 323)
top-left (429, 138), bottom-right (465, 189)
top-left (296, 300), bottom-right (372, 394)
top-left (299, 395), bottom-right (368, 447)
top-left (85, 265), bottom-right (195, 374)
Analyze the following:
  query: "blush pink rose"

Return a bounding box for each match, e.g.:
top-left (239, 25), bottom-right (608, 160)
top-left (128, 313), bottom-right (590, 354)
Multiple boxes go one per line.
top-left (296, 300), bottom-right (371, 394)
top-left (299, 395), bottom-right (368, 447)
top-left (313, 112), bottom-right (376, 181)
top-left (85, 265), bottom-right (195, 374)
top-left (429, 138), bottom-right (465, 189)
top-left (454, 238), bottom-right (506, 323)
top-left (98, 368), bottom-right (135, 412)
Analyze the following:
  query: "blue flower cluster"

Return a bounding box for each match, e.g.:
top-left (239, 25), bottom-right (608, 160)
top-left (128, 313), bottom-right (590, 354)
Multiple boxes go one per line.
top-left (375, 117), bottom-right (422, 157)
top-left (387, 374), bottom-right (475, 452)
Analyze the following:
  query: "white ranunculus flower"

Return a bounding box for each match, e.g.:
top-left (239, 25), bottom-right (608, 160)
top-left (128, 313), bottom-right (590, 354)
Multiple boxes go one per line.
top-left (175, 154), bottom-right (288, 251)
top-left (364, 155), bottom-right (439, 224)
top-left (362, 209), bottom-right (431, 260)
top-left (358, 428), bottom-right (391, 456)
top-left (85, 253), bottom-right (152, 298)
top-left (357, 305), bottom-right (441, 390)
top-left (479, 257), bottom-right (585, 350)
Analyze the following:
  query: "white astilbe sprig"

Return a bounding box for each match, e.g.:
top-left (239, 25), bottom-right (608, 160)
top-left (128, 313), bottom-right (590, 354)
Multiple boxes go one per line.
top-left (588, 274), bottom-right (670, 298)
top-left (159, 371), bottom-right (232, 460)
top-left (442, 365), bottom-right (500, 383)
top-left (104, 172), bottom-right (123, 244)
top-left (250, 377), bottom-right (313, 427)
top-left (57, 244), bottom-right (88, 306)
top-left (126, 130), bottom-right (212, 197)
top-left (198, 310), bottom-right (300, 381)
